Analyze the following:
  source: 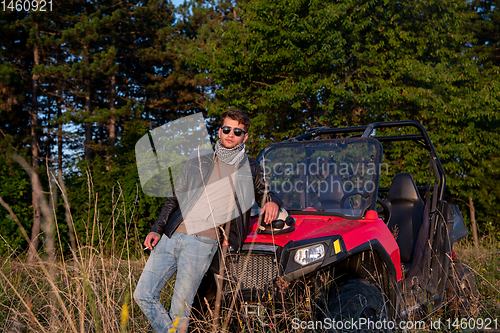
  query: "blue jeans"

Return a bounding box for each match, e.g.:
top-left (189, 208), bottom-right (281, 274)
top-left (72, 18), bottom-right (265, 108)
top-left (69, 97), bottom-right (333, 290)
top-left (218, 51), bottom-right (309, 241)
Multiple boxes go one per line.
top-left (134, 232), bottom-right (218, 333)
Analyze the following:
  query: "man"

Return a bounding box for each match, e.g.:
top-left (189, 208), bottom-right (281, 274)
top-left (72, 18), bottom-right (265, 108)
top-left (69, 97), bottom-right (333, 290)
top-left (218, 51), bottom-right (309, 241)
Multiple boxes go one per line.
top-left (134, 110), bottom-right (282, 333)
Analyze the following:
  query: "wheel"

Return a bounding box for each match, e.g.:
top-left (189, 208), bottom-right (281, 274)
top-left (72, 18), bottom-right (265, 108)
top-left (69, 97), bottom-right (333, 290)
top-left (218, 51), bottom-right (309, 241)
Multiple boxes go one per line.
top-left (324, 279), bottom-right (391, 332)
top-left (445, 259), bottom-right (479, 317)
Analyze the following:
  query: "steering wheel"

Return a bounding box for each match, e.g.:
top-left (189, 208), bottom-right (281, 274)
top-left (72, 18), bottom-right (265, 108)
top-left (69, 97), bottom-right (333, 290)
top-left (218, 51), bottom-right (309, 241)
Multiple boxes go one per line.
top-left (339, 190), bottom-right (365, 209)
top-left (376, 197), bottom-right (391, 223)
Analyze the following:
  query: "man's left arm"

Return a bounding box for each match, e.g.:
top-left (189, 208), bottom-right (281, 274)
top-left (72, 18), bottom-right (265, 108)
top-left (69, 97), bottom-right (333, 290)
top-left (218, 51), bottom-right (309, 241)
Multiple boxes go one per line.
top-left (251, 159), bottom-right (282, 224)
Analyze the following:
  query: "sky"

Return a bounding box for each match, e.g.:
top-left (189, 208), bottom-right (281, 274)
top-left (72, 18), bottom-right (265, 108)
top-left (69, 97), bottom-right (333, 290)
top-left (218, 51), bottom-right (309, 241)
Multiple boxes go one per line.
top-left (171, 0), bottom-right (185, 7)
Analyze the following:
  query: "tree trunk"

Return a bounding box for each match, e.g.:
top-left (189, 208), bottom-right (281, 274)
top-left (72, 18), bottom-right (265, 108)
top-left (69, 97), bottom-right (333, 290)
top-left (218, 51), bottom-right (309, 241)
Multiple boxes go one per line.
top-left (469, 197), bottom-right (479, 250)
top-left (84, 47), bottom-right (92, 161)
top-left (28, 29), bottom-right (41, 263)
top-left (57, 89), bottom-right (76, 251)
top-left (106, 73), bottom-right (116, 170)
top-left (45, 102), bottom-right (51, 161)
top-left (84, 90), bottom-right (92, 161)
top-left (57, 91), bottom-right (63, 174)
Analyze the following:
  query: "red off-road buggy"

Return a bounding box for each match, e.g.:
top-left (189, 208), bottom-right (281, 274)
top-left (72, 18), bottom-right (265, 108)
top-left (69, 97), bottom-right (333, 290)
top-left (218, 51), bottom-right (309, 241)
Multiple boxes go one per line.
top-left (193, 120), bottom-right (477, 331)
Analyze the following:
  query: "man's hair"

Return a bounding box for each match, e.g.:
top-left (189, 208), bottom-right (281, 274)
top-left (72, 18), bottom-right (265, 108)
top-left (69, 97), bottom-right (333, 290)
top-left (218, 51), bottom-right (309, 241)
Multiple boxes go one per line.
top-left (220, 109), bottom-right (250, 132)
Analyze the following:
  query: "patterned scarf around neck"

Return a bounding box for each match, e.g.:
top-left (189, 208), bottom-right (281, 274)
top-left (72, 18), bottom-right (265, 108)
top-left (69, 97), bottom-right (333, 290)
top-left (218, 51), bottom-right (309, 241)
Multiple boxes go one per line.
top-left (215, 140), bottom-right (246, 165)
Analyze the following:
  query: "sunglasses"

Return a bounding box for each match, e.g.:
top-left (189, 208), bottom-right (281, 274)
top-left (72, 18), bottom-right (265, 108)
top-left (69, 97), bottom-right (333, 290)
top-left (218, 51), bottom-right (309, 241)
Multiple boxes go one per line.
top-left (221, 126), bottom-right (247, 137)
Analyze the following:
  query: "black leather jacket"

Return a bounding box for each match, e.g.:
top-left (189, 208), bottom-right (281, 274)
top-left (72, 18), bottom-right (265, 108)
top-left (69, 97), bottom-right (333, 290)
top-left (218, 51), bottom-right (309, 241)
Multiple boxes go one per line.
top-left (150, 150), bottom-right (282, 252)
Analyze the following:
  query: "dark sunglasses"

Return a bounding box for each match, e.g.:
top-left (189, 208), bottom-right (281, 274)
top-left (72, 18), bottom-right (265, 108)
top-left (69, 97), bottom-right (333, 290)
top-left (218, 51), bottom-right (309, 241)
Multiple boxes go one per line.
top-left (221, 126), bottom-right (246, 137)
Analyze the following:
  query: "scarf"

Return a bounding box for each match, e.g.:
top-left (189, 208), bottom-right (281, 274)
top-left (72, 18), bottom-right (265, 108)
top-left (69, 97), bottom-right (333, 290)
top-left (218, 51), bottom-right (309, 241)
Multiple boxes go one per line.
top-left (214, 140), bottom-right (246, 165)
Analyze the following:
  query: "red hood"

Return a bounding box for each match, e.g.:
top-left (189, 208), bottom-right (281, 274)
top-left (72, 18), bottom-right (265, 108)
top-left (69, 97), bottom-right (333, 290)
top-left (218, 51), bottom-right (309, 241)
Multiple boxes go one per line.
top-left (245, 211), bottom-right (401, 280)
top-left (245, 215), bottom-right (356, 247)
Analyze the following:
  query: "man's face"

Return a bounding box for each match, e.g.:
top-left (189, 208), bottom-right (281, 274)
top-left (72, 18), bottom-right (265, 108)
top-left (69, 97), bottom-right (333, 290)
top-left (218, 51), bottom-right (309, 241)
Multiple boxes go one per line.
top-left (218, 118), bottom-right (248, 149)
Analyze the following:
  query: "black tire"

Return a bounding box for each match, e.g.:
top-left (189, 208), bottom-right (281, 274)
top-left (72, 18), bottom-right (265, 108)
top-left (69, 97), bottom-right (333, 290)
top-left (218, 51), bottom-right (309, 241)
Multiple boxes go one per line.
top-left (445, 259), bottom-right (479, 317)
top-left (324, 279), bottom-right (391, 333)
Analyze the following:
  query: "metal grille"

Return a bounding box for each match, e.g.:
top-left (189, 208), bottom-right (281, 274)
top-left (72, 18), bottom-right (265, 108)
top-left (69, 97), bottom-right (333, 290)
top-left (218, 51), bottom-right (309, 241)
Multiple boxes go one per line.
top-left (224, 253), bottom-right (278, 291)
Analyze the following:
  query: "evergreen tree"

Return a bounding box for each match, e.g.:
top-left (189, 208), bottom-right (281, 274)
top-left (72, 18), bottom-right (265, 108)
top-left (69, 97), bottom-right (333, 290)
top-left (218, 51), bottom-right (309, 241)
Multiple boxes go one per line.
top-left (0, 3), bottom-right (65, 259)
top-left (193, 0), bottom-right (500, 235)
top-left (456, 0), bottom-right (500, 237)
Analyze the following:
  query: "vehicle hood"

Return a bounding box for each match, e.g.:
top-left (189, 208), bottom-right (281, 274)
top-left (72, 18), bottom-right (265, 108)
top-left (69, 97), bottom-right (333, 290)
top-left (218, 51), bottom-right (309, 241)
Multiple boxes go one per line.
top-left (245, 214), bottom-right (392, 250)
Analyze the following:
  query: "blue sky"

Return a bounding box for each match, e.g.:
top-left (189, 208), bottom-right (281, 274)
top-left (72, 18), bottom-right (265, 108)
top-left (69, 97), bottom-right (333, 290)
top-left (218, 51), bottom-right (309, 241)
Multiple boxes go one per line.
top-left (171, 0), bottom-right (185, 7)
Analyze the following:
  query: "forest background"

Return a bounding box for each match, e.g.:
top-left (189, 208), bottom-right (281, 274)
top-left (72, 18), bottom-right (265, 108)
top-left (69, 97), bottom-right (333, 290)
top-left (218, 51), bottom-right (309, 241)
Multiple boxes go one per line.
top-left (0, 0), bottom-right (499, 263)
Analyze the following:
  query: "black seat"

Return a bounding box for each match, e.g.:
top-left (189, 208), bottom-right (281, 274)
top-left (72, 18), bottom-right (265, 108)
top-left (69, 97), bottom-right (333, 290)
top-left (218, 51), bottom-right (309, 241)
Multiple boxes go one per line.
top-left (313, 175), bottom-right (347, 210)
top-left (385, 173), bottom-right (425, 264)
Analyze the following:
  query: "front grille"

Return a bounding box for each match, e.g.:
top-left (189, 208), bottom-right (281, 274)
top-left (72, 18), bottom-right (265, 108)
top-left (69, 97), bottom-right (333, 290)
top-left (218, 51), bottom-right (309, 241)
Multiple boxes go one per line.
top-left (224, 253), bottom-right (279, 291)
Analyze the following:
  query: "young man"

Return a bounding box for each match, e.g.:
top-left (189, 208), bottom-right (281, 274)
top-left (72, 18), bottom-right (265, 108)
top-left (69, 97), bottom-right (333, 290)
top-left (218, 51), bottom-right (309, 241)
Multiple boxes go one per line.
top-left (134, 110), bottom-right (281, 332)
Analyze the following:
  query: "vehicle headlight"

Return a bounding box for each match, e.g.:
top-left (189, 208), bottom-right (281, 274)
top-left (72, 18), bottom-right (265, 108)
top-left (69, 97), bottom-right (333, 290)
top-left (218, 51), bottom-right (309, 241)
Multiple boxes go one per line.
top-left (293, 244), bottom-right (325, 266)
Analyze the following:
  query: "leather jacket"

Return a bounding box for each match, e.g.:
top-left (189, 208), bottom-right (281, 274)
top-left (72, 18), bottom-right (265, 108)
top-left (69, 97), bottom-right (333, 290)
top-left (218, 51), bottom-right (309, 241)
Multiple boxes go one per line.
top-left (150, 149), bottom-right (282, 252)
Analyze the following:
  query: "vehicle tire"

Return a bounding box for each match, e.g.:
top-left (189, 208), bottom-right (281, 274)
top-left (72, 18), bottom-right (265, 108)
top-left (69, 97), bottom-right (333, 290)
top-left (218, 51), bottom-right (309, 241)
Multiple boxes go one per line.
top-left (445, 259), bottom-right (479, 317)
top-left (324, 278), bottom-right (391, 332)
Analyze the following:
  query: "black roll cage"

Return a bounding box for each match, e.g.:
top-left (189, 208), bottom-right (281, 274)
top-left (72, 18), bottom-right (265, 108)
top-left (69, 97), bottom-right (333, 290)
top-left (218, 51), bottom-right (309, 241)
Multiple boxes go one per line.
top-left (285, 120), bottom-right (446, 202)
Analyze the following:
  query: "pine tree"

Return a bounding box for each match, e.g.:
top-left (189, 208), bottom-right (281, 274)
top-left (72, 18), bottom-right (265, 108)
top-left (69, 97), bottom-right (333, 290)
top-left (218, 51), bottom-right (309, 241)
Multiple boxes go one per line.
top-left (194, 0), bottom-right (500, 215)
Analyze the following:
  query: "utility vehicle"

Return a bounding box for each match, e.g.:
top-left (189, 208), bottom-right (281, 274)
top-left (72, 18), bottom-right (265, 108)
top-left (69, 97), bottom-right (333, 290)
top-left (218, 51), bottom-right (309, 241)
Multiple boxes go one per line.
top-left (193, 120), bottom-right (477, 331)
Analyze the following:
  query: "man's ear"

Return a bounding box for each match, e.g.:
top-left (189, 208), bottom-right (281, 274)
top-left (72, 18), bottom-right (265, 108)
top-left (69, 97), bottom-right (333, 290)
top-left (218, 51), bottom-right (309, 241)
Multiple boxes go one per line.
top-left (217, 128), bottom-right (221, 138)
top-left (242, 133), bottom-right (249, 143)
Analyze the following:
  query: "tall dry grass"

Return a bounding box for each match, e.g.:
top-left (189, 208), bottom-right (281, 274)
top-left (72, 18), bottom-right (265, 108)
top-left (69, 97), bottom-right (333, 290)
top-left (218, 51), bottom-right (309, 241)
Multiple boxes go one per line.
top-left (0, 158), bottom-right (161, 332)
top-left (452, 236), bottom-right (500, 319)
top-left (0, 157), bottom-right (498, 332)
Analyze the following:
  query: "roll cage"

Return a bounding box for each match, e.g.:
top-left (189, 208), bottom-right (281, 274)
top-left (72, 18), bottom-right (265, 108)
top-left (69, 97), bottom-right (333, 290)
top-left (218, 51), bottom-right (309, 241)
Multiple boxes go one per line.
top-left (285, 120), bottom-right (446, 205)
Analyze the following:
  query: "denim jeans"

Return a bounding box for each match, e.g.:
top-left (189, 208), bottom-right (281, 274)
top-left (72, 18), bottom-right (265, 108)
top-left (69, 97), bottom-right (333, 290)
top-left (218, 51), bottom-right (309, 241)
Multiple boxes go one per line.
top-left (134, 232), bottom-right (218, 333)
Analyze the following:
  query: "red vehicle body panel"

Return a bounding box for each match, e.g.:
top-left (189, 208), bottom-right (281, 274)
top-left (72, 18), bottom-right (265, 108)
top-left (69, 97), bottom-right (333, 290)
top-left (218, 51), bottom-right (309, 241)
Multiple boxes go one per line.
top-left (245, 210), bottom-right (402, 281)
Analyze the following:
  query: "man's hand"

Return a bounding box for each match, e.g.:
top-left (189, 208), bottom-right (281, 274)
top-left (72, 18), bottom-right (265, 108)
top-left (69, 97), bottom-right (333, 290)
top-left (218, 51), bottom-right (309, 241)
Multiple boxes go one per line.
top-left (260, 202), bottom-right (279, 224)
top-left (144, 233), bottom-right (160, 250)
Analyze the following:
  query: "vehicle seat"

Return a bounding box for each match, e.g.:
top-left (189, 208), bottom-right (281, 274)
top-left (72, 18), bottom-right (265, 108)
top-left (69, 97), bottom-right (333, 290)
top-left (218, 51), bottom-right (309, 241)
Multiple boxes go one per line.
top-left (385, 173), bottom-right (425, 264)
top-left (313, 175), bottom-right (346, 210)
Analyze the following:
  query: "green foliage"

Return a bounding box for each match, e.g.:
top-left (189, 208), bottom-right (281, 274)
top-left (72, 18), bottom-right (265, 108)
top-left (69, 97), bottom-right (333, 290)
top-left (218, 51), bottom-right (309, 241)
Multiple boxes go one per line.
top-left (0, 0), bottom-right (213, 257)
top-left (194, 0), bottom-right (500, 235)
top-left (1, 0), bottom-right (500, 257)
top-left (0, 62), bottom-right (25, 113)
top-left (0, 155), bottom-right (31, 256)
top-left (455, 0), bottom-right (500, 236)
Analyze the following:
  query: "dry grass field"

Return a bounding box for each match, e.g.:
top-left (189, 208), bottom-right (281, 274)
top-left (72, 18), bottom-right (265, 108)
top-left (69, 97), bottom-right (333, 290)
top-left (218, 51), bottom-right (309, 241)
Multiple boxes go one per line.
top-left (0, 234), bottom-right (497, 332)
top-left (453, 237), bottom-right (500, 320)
top-left (0, 173), bottom-right (498, 332)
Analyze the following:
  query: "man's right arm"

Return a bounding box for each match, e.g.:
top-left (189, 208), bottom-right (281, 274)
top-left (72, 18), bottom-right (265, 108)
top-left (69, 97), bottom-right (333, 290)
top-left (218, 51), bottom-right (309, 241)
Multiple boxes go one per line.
top-left (151, 196), bottom-right (179, 235)
top-left (144, 196), bottom-right (179, 249)
top-left (144, 154), bottom-right (197, 249)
